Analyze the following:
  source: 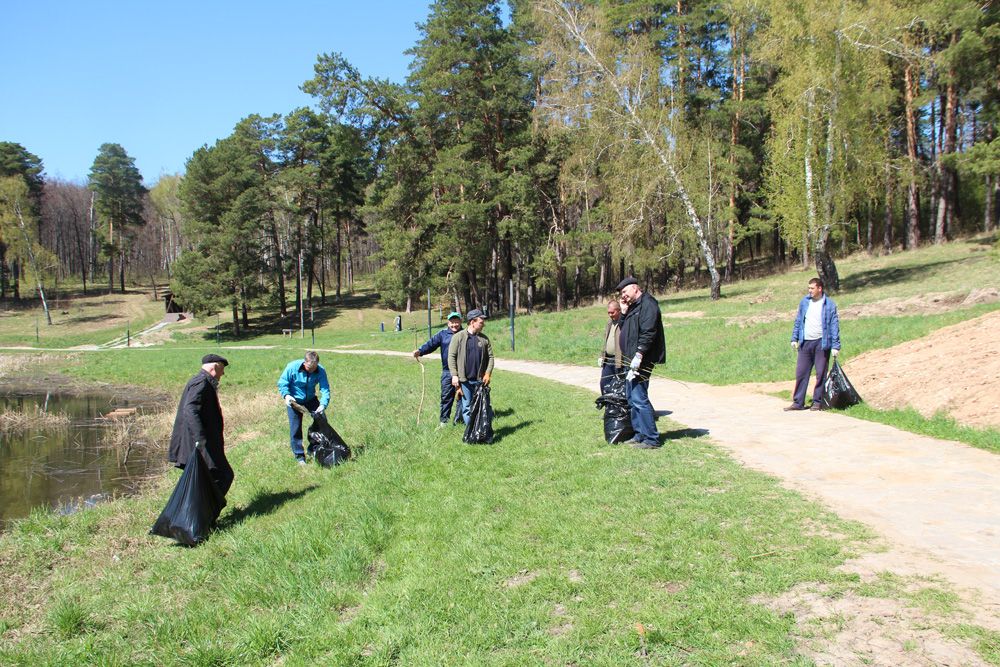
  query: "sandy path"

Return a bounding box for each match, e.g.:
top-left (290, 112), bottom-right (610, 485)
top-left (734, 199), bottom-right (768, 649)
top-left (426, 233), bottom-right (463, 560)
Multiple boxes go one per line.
top-left (332, 349), bottom-right (1000, 607)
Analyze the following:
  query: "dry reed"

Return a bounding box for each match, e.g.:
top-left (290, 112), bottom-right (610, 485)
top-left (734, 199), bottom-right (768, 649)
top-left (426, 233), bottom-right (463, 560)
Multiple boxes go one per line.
top-left (0, 354), bottom-right (35, 379)
top-left (0, 406), bottom-right (71, 432)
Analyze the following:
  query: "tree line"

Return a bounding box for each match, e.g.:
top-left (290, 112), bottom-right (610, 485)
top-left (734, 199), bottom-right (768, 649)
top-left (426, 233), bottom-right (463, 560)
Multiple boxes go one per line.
top-left (2, 0), bottom-right (998, 334)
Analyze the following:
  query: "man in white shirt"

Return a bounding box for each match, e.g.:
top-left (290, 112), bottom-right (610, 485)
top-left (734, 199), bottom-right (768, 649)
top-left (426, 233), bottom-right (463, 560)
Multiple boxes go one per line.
top-left (785, 277), bottom-right (841, 411)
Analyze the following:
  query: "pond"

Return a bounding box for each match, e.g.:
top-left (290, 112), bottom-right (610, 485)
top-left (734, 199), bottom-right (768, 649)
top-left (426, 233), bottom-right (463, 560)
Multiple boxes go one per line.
top-left (0, 388), bottom-right (167, 530)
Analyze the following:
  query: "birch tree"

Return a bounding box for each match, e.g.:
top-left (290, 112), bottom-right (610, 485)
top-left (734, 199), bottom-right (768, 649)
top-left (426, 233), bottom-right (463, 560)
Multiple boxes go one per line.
top-left (533, 0), bottom-right (724, 298)
top-left (759, 0), bottom-right (891, 290)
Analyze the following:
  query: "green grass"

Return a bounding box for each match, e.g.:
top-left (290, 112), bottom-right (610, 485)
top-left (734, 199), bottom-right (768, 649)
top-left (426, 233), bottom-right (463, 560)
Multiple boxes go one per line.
top-left (841, 404), bottom-right (1000, 455)
top-left (1, 238), bottom-right (999, 662)
top-left (948, 625), bottom-right (1000, 665)
top-left (2, 350), bottom-right (875, 665)
top-left (769, 388), bottom-right (1000, 455)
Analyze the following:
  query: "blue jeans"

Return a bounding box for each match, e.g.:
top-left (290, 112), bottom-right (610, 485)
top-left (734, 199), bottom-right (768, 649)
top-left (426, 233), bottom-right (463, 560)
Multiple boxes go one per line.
top-left (459, 380), bottom-right (481, 424)
top-left (440, 370), bottom-right (458, 423)
top-left (287, 395), bottom-right (320, 460)
top-left (626, 377), bottom-right (659, 445)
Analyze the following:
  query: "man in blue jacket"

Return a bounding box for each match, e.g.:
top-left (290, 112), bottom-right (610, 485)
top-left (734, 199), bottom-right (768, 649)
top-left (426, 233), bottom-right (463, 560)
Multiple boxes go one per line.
top-left (277, 350), bottom-right (331, 464)
top-left (413, 311), bottom-right (463, 427)
top-left (786, 277), bottom-right (841, 411)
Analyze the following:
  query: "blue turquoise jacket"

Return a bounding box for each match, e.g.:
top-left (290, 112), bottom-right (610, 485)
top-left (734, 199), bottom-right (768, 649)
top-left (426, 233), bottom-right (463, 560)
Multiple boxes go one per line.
top-left (277, 359), bottom-right (330, 408)
top-left (791, 295), bottom-right (841, 351)
top-left (417, 328), bottom-right (455, 371)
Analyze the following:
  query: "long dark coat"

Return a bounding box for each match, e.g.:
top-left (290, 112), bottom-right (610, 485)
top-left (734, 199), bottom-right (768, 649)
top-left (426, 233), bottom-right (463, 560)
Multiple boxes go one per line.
top-left (618, 292), bottom-right (666, 379)
top-left (167, 370), bottom-right (233, 495)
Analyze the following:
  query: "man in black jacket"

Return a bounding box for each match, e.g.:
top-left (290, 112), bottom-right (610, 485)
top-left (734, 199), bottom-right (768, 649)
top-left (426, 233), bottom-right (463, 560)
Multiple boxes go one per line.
top-left (617, 277), bottom-right (666, 448)
top-left (167, 354), bottom-right (233, 495)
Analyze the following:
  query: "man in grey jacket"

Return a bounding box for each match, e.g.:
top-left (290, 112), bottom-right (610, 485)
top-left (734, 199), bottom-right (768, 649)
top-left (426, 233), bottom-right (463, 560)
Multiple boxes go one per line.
top-left (599, 300), bottom-right (624, 394)
top-left (447, 308), bottom-right (495, 424)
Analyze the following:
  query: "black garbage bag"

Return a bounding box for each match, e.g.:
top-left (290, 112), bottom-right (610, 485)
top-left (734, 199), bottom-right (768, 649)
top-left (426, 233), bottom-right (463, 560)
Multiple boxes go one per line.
top-left (595, 373), bottom-right (634, 444)
top-left (820, 360), bottom-right (863, 410)
top-left (307, 413), bottom-right (351, 467)
top-left (150, 446), bottom-right (227, 547)
top-left (463, 384), bottom-right (494, 444)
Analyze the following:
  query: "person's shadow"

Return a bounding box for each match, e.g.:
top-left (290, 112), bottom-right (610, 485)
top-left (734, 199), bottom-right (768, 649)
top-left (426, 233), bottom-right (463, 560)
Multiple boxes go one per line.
top-left (660, 428), bottom-right (709, 442)
top-left (492, 420), bottom-right (534, 442)
top-left (216, 485), bottom-right (318, 530)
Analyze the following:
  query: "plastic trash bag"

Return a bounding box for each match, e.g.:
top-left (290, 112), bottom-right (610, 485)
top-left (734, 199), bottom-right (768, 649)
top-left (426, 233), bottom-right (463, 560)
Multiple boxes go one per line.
top-left (820, 360), bottom-right (863, 410)
top-left (307, 413), bottom-right (351, 467)
top-left (463, 384), bottom-right (494, 444)
top-left (150, 446), bottom-right (227, 547)
top-left (595, 373), bottom-right (634, 444)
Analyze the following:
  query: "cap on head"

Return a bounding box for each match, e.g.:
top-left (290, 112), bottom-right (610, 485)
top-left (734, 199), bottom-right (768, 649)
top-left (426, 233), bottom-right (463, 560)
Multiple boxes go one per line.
top-left (615, 276), bottom-right (638, 291)
top-left (447, 311), bottom-right (462, 321)
top-left (201, 353), bottom-right (229, 367)
top-left (466, 308), bottom-right (487, 321)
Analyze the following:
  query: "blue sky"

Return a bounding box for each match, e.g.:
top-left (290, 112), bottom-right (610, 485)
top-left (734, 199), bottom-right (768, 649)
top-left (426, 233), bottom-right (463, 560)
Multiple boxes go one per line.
top-left (1, 1), bottom-right (430, 184)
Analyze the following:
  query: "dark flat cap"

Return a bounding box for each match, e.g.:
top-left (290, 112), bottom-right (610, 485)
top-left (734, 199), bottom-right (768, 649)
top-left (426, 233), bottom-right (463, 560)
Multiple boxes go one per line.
top-left (615, 276), bottom-right (638, 291)
top-left (202, 353), bottom-right (229, 366)
top-left (466, 308), bottom-right (487, 321)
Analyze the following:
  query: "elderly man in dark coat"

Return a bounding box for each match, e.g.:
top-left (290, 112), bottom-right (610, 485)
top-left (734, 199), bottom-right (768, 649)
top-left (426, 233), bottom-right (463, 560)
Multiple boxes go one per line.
top-left (617, 277), bottom-right (666, 449)
top-left (168, 354), bottom-right (233, 495)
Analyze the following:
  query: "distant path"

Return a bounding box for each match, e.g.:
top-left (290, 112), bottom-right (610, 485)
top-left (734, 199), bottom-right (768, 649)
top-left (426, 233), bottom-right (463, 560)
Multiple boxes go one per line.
top-left (332, 349), bottom-right (1000, 606)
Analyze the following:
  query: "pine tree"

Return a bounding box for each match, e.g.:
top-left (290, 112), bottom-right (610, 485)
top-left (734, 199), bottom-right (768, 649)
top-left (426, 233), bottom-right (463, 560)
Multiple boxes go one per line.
top-left (88, 143), bottom-right (147, 293)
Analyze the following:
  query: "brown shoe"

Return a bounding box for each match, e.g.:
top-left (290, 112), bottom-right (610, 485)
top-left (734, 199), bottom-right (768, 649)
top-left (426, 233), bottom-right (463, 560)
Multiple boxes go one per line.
top-left (783, 403), bottom-right (806, 411)
top-left (809, 402), bottom-right (823, 411)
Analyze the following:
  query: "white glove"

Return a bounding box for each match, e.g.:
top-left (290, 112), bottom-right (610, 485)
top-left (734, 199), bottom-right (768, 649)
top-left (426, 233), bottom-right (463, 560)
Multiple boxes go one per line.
top-left (791, 341), bottom-right (799, 352)
top-left (284, 395), bottom-right (294, 407)
top-left (629, 353), bottom-right (642, 371)
top-left (626, 369), bottom-right (637, 382)
top-left (831, 348), bottom-right (840, 359)
top-left (598, 357), bottom-right (604, 368)
top-left (314, 404), bottom-right (325, 415)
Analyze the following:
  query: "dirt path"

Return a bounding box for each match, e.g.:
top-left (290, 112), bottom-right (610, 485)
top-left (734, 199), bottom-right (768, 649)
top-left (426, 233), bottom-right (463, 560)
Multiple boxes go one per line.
top-left (333, 349), bottom-right (1000, 610)
top-left (498, 358), bottom-right (1000, 600)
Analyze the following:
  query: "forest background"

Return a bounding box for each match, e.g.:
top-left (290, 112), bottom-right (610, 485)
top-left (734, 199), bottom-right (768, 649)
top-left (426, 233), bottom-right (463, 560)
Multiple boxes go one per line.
top-left (1, 0), bottom-right (999, 332)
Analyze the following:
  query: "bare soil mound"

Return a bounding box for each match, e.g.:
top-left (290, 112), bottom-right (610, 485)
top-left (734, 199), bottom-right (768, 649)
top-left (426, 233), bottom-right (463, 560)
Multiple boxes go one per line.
top-left (845, 310), bottom-right (1000, 429)
top-left (839, 288), bottom-right (1000, 319)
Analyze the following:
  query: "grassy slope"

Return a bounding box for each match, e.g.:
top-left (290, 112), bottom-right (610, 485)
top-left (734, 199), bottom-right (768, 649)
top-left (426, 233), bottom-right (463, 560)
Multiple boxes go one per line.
top-left (1, 349), bottom-right (872, 665)
top-left (0, 290), bottom-right (165, 349)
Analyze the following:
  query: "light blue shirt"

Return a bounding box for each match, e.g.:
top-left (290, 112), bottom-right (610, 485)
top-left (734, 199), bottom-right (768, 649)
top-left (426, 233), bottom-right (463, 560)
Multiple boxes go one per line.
top-left (277, 359), bottom-right (330, 408)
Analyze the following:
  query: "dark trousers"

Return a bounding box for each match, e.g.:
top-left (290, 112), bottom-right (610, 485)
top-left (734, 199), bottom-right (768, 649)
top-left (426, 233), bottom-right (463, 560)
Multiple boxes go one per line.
top-left (439, 370), bottom-right (458, 423)
top-left (793, 338), bottom-right (830, 407)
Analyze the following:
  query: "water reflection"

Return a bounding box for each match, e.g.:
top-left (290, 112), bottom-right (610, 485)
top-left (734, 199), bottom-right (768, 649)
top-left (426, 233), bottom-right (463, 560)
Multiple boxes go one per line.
top-left (0, 390), bottom-right (165, 529)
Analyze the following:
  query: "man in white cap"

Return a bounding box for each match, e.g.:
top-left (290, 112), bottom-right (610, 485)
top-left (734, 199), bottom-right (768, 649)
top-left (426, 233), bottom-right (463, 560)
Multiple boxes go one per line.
top-left (414, 311), bottom-right (464, 426)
